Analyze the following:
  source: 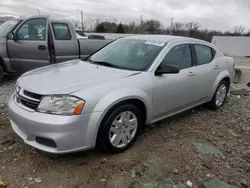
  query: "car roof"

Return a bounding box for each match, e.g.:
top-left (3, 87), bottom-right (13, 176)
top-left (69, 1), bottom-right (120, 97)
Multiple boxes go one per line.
top-left (123, 35), bottom-right (207, 44)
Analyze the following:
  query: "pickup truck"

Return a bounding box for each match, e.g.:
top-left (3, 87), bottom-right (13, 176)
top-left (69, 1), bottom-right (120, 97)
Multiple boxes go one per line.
top-left (0, 16), bottom-right (111, 81)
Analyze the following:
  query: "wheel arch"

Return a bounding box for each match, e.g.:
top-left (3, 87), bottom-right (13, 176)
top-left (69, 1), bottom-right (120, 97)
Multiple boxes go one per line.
top-left (94, 97), bottom-right (148, 148)
top-left (91, 89), bottom-right (152, 146)
top-left (99, 98), bottom-right (147, 127)
top-left (211, 70), bottom-right (231, 100)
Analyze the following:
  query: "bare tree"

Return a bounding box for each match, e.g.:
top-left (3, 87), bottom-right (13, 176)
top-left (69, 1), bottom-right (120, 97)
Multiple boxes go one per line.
top-left (126, 21), bottom-right (143, 34)
top-left (246, 30), bottom-right (250, 36)
top-left (143, 20), bottom-right (162, 34)
top-left (69, 19), bottom-right (81, 29)
top-left (233, 25), bottom-right (245, 35)
top-left (185, 22), bottom-right (200, 37)
top-left (173, 22), bottom-right (185, 31)
top-left (185, 22), bottom-right (200, 31)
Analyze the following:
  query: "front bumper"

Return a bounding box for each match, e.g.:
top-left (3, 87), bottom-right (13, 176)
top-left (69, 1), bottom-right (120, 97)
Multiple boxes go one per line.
top-left (8, 94), bottom-right (103, 154)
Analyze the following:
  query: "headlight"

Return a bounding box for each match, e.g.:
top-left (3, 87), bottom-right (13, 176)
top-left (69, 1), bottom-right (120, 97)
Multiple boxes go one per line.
top-left (37, 95), bottom-right (85, 115)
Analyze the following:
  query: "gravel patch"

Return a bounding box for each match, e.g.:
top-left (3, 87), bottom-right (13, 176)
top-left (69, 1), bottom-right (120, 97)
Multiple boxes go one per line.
top-left (0, 79), bottom-right (15, 116)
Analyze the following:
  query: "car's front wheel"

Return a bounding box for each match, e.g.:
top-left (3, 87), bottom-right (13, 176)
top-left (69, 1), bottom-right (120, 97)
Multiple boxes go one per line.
top-left (97, 104), bottom-right (142, 153)
top-left (208, 80), bottom-right (229, 109)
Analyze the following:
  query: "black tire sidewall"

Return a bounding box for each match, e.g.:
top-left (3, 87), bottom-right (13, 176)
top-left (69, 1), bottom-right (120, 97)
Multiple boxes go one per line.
top-left (97, 104), bottom-right (142, 153)
top-left (0, 66), bottom-right (3, 82)
top-left (210, 80), bottom-right (229, 109)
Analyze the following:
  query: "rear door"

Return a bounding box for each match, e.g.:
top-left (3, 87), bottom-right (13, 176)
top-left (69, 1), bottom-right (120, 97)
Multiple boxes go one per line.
top-left (7, 18), bottom-right (50, 72)
top-left (191, 44), bottom-right (218, 100)
top-left (50, 22), bottom-right (79, 63)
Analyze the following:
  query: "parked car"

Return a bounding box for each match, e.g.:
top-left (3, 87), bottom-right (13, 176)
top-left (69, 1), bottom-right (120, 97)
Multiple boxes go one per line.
top-left (0, 16), bottom-right (111, 82)
top-left (8, 35), bottom-right (235, 154)
top-left (88, 34), bottom-right (105, 40)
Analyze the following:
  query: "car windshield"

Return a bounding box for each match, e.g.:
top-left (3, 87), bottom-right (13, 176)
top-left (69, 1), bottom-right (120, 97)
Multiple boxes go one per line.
top-left (0, 19), bottom-right (20, 37)
top-left (88, 38), bottom-right (165, 71)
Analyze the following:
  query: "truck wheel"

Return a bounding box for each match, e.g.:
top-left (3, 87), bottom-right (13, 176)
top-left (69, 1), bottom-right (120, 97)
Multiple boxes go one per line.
top-left (97, 104), bottom-right (142, 153)
top-left (0, 66), bottom-right (3, 82)
top-left (208, 80), bottom-right (229, 110)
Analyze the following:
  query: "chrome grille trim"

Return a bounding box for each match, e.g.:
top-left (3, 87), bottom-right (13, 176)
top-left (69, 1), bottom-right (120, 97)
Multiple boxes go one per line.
top-left (15, 87), bottom-right (42, 111)
top-left (19, 89), bottom-right (40, 102)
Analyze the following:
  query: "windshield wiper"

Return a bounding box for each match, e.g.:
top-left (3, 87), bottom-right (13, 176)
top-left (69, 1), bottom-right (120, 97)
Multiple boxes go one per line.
top-left (90, 60), bottom-right (121, 69)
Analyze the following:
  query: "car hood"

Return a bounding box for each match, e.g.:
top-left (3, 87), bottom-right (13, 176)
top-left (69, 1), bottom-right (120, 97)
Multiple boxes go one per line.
top-left (17, 59), bottom-right (141, 94)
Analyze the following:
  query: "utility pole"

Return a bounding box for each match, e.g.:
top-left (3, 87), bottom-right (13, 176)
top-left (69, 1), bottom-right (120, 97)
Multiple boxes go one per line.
top-left (140, 15), bottom-right (143, 27)
top-left (77, 10), bottom-right (84, 32)
top-left (140, 15), bottom-right (143, 33)
top-left (37, 9), bottom-right (40, 16)
top-left (170, 17), bottom-right (174, 35)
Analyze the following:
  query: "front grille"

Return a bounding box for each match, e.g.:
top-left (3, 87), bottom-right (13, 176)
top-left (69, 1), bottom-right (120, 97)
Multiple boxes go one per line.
top-left (16, 87), bottom-right (42, 110)
top-left (23, 90), bottom-right (42, 100)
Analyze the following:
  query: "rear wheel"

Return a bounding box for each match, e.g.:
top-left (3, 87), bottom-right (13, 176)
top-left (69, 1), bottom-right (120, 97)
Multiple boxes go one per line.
top-left (208, 80), bottom-right (229, 110)
top-left (97, 104), bottom-right (142, 153)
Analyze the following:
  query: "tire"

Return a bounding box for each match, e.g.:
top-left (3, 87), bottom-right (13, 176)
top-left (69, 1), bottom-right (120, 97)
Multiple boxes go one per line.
top-left (97, 104), bottom-right (142, 153)
top-left (208, 80), bottom-right (229, 110)
top-left (0, 66), bottom-right (3, 82)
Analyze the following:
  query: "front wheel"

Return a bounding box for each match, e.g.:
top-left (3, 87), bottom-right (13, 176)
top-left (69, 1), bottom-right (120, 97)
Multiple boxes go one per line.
top-left (208, 80), bottom-right (229, 110)
top-left (97, 104), bottom-right (142, 153)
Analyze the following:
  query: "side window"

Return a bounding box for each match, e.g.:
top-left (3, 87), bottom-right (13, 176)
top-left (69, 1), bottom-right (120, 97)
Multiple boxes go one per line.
top-left (52, 23), bottom-right (71, 40)
top-left (194, 44), bottom-right (214, 65)
top-left (162, 44), bottom-right (192, 70)
top-left (17, 18), bottom-right (46, 40)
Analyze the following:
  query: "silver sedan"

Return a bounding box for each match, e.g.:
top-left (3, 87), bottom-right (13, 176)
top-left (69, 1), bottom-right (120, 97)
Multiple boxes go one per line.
top-left (8, 35), bottom-right (235, 154)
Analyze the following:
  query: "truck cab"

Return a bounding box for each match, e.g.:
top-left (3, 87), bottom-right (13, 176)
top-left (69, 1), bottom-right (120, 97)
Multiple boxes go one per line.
top-left (0, 16), bottom-right (111, 82)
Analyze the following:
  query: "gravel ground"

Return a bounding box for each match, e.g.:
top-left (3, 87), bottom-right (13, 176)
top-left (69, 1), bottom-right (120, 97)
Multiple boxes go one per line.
top-left (0, 78), bottom-right (15, 118)
top-left (0, 76), bottom-right (250, 188)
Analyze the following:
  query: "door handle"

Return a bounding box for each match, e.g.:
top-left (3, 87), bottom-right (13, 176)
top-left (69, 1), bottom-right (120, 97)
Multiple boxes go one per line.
top-left (187, 72), bottom-right (196, 76)
top-left (38, 45), bottom-right (47, 50)
top-left (214, 65), bottom-right (220, 69)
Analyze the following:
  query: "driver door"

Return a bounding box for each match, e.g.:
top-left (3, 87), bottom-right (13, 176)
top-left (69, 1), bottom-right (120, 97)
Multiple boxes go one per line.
top-left (152, 44), bottom-right (200, 120)
top-left (7, 18), bottom-right (50, 72)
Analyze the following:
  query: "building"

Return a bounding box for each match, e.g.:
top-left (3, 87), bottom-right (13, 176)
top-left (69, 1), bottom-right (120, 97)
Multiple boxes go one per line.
top-left (212, 36), bottom-right (250, 57)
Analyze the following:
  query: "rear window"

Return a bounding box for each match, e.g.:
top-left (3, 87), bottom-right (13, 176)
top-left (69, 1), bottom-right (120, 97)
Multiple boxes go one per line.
top-left (75, 30), bottom-right (86, 36)
top-left (194, 44), bottom-right (214, 65)
top-left (52, 23), bottom-right (71, 40)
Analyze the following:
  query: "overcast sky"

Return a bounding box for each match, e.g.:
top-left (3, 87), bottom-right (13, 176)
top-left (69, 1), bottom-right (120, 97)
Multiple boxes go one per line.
top-left (0, 0), bottom-right (250, 31)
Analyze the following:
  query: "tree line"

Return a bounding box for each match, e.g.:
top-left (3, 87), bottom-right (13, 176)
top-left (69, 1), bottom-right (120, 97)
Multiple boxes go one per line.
top-left (71, 19), bottom-right (250, 42)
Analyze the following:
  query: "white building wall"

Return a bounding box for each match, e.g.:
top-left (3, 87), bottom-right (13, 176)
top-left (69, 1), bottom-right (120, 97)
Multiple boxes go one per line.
top-left (212, 36), bottom-right (250, 57)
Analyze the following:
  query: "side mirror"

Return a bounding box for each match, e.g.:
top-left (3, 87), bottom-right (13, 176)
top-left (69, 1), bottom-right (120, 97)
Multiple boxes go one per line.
top-left (7, 32), bottom-right (14, 39)
top-left (7, 32), bottom-right (18, 41)
top-left (155, 64), bottom-right (180, 76)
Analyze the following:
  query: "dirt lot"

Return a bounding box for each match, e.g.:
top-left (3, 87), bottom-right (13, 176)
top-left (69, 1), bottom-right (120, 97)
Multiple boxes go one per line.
top-left (0, 78), bottom-right (250, 188)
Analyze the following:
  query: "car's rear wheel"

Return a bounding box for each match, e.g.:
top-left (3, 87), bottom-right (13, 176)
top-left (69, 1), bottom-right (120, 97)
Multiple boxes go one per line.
top-left (208, 80), bottom-right (229, 109)
top-left (97, 104), bottom-right (142, 153)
